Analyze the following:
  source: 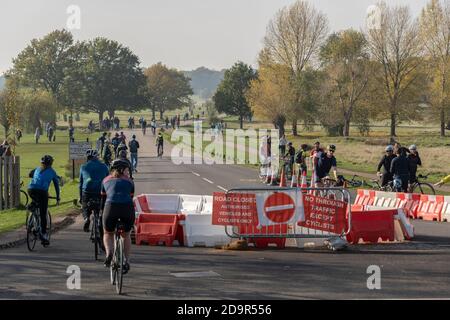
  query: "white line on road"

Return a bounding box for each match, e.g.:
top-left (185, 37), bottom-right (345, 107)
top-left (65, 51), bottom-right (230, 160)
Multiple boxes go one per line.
top-left (203, 178), bottom-right (214, 184)
top-left (191, 172), bottom-right (200, 177)
top-left (217, 185), bottom-right (228, 192)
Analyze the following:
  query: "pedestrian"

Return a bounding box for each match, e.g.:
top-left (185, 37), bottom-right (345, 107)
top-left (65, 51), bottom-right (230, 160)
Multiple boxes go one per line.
top-left (165, 117), bottom-right (169, 129)
top-left (279, 134), bottom-right (287, 155)
top-left (48, 125), bottom-right (54, 142)
top-left (97, 132), bottom-right (108, 157)
top-left (16, 128), bottom-right (23, 143)
top-left (69, 125), bottom-right (75, 142)
top-left (128, 135), bottom-right (140, 172)
top-left (0, 140), bottom-right (10, 157)
top-left (111, 133), bottom-right (121, 158)
top-left (35, 127), bottom-right (41, 144)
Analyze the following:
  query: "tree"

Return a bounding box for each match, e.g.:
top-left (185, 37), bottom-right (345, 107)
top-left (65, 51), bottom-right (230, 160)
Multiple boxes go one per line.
top-left (320, 30), bottom-right (371, 136)
top-left (9, 29), bottom-right (76, 108)
top-left (144, 63), bottom-right (193, 120)
top-left (78, 38), bottom-right (147, 122)
top-left (213, 62), bottom-right (257, 129)
top-left (420, 0), bottom-right (450, 136)
top-left (263, 0), bottom-right (328, 135)
top-left (19, 89), bottom-right (58, 133)
top-left (366, 3), bottom-right (424, 142)
top-left (248, 61), bottom-right (295, 136)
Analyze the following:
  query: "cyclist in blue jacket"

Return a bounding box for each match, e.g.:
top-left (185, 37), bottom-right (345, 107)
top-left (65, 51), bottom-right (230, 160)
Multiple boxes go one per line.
top-left (28, 155), bottom-right (60, 246)
top-left (79, 149), bottom-right (109, 232)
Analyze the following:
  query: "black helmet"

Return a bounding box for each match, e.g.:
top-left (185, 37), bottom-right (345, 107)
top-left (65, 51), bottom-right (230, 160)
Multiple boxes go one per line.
top-left (111, 159), bottom-right (130, 170)
top-left (41, 155), bottom-right (54, 166)
top-left (86, 149), bottom-right (99, 159)
top-left (119, 150), bottom-right (128, 159)
top-left (328, 145), bottom-right (336, 152)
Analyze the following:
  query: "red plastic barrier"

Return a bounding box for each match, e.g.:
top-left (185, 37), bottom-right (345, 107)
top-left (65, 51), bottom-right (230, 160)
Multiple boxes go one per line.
top-left (354, 189), bottom-right (376, 206)
top-left (135, 213), bottom-right (178, 246)
top-left (416, 195), bottom-right (445, 221)
top-left (396, 193), bottom-right (421, 219)
top-left (346, 210), bottom-right (395, 244)
top-left (239, 224), bottom-right (288, 249)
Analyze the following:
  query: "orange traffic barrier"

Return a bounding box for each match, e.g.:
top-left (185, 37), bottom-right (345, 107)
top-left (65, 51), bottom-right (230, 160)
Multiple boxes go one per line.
top-left (135, 213), bottom-right (179, 246)
top-left (239, 224), bottom-right (288, 249)
top-left (346, 210), bottom-right (395, 244)
top-left (416, 195), bottom-right (446, 221)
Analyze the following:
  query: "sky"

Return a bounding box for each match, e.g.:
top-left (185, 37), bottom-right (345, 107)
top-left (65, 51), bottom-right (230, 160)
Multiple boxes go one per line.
top-left (0, 0), bottom-right (429, 74)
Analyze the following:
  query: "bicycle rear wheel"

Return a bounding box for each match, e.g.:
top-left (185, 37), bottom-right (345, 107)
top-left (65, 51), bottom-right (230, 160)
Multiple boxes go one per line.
top-left (115, 237), bottom-right (124, 294)
top-left (46, 211), bottom-right (52, 242)
top-left (26, 212), bottom-right (38, 251)
top-left (413, 183), bottom-right (436, 195)
top-left (20, 190), bottom-right (29, 207)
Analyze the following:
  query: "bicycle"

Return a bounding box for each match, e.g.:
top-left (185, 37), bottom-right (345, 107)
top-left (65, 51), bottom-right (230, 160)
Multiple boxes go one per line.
top-left (86, 198), bottom-right (104, 261)
top-left (110, 220), bottom-right (126, 295)
top-left (26, 196), bottom-right (57, 251)
top-left (338, 175), bottom-right (364, 188)
top-left (409, 174), bottom-right (435, 195)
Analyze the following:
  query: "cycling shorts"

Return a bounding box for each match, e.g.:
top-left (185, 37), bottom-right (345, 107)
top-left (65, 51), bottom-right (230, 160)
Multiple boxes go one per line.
top-left (102, 202), bottom-right (135, 233)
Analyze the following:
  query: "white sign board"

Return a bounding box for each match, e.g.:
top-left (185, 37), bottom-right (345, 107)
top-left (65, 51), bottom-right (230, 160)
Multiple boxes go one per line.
top-left (69, 142), bottom-right (92, 160)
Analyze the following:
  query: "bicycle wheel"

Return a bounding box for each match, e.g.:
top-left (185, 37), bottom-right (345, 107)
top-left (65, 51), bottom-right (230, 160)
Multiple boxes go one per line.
top-left (46, 211), bottom-right (52, 242)
top-left (413, 182), bottom-right (436, 195)
top-left (26, 212), bottom-right (37, 251)
top-left (115, 237), bottom-right (124, 294)
top-left (20, 190), bottom-right (29, 207)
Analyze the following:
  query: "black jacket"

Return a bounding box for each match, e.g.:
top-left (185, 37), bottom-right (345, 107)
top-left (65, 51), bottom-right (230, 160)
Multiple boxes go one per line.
top-left (407, 153), bottom-right (422, 177)
top-left (377, 154), bottom-right (396, 174)
top-left (390, 155), bottom-right (410, 177)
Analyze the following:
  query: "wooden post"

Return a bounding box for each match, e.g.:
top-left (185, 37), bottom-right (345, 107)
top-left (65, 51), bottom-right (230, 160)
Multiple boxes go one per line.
top-left (72, 159), bottom-right (75, 180)
top-left (4, 157), bottom-right (9, 209)
top-left (8, 157), bottom-right (13, 208)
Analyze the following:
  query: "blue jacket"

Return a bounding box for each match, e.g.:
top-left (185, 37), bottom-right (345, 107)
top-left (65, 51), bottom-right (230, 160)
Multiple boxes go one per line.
top-left (101, 175), bottom-right (134, 204)
top-left (28, 167), bottom-right (60, 199)
top-left (79, 159), bottom-right (109, 198)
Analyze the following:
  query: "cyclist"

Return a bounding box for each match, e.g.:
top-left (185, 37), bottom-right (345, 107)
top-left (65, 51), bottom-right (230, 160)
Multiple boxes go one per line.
top-left (128, 135), bottom-right (140, 173)
top-left (390, 147), bottom-right (410, 192)
top-left (377, 145), bottom-right (396, 187)
top-left (156, 131), bottom-right (164, 157)
top-left (310, 141), bottom-right (324, 182)
top-left (97, 132), bottom-right (108, 157)
top-left (111, 133), bottom-right (121, 157)
top-left (407, 144), bottom-right (422, 184)
top-left (101, 159), bottom-right (135, 274)
top-left (315, 145), bottom-right (338, 187)
top-left (141, 118), bottom-right (147, 135)
top-left (435, 174), bottom-right (450, 187)
top-left (116, 140), bottom-right (128, 159)
top-left (28, 155), bottom-right (61, 246)
top-left (79, 149), bottom-right (109, 233)
top-left (103, 141), bottom-right (114, 168)
top-left (118, 150), bottom-right (133, 179)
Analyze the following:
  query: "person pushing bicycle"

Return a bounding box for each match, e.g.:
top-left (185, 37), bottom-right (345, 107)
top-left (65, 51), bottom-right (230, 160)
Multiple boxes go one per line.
top-left (28, 155), bottom-right (60, 246)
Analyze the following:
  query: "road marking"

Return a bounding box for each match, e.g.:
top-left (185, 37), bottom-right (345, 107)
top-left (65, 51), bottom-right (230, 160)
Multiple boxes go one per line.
top-left (191, 172), bottom-right (200, 177)
top-left (203, 178), bottom-right (214, 184)
top-left (217, 185), bottom-right (228, 192)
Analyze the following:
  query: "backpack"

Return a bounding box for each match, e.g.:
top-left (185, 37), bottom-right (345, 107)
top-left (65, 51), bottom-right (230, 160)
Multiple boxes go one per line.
top-left (295, 150), bottom-right (304, 164)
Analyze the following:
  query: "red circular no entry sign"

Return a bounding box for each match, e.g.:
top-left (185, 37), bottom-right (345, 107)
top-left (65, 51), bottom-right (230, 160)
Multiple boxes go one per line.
top-left (263, 192), bottom-right (295, 223)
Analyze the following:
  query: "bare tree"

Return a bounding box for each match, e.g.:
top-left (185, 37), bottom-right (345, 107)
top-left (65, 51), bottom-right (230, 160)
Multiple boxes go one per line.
top-left (366, 2), bottom-right (424, 142)
top-left (420, 0), bottom-right (450, 136)
top-left (263, 0), bottom-right (328, 135)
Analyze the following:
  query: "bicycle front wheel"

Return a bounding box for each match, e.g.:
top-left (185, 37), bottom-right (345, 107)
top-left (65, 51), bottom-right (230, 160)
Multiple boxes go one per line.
top-left (413, 183), bottom-right (436, 195)
top-left (46, 211), bottom-right (52, 242)
top-left (20, 190), bottom-right (29, 207)
top-left (26, 212), bottom-right (37, 251)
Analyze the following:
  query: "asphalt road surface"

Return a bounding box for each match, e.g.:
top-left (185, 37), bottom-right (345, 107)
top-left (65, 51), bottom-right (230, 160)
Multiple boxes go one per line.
top-left (0, 129), bottom-right (449, 300)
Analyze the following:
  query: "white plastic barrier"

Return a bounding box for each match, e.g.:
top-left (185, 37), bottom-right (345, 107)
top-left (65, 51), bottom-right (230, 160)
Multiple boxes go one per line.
top-left (443, 196), bottom-right (450, 222)
top-left (179, 195), bottom-right (204, 214)
top-left (201, 196), bottom-right (213, 214)
top-left (146, 194), bottom-right (181, 213)
top-left (184, 213), bottom-right (230, 247)
top-left (372, 191), bottom-right (397, 208)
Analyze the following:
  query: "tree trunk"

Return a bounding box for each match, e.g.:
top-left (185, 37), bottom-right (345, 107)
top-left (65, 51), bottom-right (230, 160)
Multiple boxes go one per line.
top-left (152, 107), bottom-right (156, 120)
top-left (343, 117), bottom-right (350, 137)
top-left (239, 116), bottom-right (243, 129)
top-left (160, 110), bottom-right (164, 120)
top-left (108, 110), bottom-right (115, 119)
top-left (292, 119), bottom-right (298, 136)
top-left (440, 108), bottom-right (446, 137)
top-left (390, 112), bottom-right (396, 144)
top-left (98, 111), bottom-right (104, 123)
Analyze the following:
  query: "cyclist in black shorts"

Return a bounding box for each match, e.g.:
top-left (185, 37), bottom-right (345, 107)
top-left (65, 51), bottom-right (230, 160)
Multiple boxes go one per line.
top-left (101, 159), bottom-right (135, 273)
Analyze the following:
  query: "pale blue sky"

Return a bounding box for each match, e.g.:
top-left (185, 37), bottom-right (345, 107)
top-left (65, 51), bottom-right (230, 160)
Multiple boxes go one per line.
top-left (0, 0), bottom-right (429, 73)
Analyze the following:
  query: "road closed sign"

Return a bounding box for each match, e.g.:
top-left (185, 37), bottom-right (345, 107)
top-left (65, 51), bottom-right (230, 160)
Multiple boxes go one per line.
top-left (212, 192), bottom-right (259, 226)
top-left (69, 142), bottom-right (92, 160)
top-left (263, 192), bottom-right (296, 223)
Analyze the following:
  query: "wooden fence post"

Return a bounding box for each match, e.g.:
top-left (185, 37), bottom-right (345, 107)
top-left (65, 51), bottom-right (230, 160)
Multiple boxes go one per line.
top-left (4, 157), bottom-right (9, 209)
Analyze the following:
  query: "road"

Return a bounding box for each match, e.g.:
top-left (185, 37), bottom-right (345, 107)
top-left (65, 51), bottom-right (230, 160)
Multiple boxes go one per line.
top-left (0, 129), bottom-right (449, 300)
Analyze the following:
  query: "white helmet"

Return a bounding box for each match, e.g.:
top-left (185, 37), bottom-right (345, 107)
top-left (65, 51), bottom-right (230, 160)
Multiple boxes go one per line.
top-left (409, 144), bottom-right (417, 151)
top-left (385, 145), bottom-right (394, 152)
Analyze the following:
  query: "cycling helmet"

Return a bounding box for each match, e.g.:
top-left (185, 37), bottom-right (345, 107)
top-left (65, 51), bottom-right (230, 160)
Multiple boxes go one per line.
top-left (288, 142), bottom-right (293, 146)
top-left (328, 144), bottom-right (336, 151)
top-left (86, 149), bottom-right (99, 158)
top-left (41, 155), bottom-right (54, 166)
top-left (385, 145), bottom-right (394, 152)
top-left (111, 159), bottom-right (130, 170)
top-left (409, 144), bottom-right (417, 151)
top-left (393, 177), bottom-right (403, 191)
